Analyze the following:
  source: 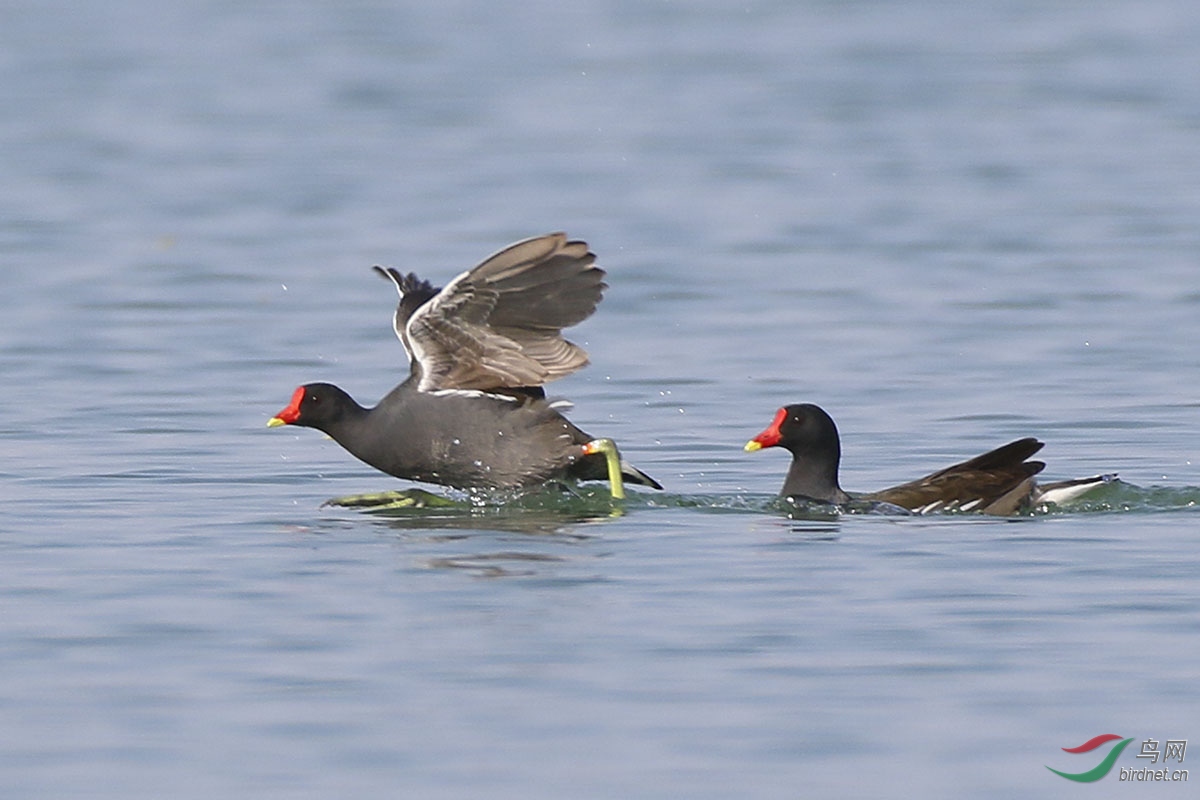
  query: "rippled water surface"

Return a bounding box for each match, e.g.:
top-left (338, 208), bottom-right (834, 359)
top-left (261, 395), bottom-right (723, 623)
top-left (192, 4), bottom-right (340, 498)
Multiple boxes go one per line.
top-left (3, 1), bottom-right (1199, 797)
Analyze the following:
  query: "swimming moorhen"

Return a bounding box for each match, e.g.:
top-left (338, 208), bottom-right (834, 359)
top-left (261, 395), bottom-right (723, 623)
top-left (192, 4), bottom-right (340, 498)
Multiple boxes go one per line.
top-left (269, 233), bottom-right (661, 494)
top-left (744, 403), bottom-right (1110, 514)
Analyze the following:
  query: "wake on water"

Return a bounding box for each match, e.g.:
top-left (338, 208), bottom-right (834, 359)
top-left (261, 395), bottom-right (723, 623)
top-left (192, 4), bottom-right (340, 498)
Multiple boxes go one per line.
top-left (320, 478), bottom-right (1199, 522)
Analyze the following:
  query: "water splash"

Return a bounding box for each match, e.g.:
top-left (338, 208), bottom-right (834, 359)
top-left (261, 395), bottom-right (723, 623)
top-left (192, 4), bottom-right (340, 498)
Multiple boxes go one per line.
top-left (320, 478), bottom-right (1200, 523)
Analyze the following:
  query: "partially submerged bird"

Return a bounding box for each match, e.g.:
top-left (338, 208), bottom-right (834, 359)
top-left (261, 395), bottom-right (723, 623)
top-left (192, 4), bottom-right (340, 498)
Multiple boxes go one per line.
top-left (269, 233), bottom-right (661, 496)
top-left (744, 403), bottom-right (1111, 515)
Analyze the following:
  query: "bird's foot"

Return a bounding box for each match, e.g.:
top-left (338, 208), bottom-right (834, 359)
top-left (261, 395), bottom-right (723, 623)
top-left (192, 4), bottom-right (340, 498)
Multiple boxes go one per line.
top-left (321, 488), bottom-right (462, 510)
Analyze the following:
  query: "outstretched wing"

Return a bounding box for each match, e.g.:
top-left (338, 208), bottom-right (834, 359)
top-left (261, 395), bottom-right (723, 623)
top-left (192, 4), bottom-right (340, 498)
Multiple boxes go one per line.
top-left (372, 267), bottom-right (440, 362)
top-left (405, 233), bottom-right (607, 392)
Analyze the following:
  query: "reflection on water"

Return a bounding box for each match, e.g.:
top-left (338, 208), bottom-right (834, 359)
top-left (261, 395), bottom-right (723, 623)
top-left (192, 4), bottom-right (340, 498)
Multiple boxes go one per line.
top-left (425, 551), bottom-right (570, 578)
top-left (373, 507), bottom-right (612, 537)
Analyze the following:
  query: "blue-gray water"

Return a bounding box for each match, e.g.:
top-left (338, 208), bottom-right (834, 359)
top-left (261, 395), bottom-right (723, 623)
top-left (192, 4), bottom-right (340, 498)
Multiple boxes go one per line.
top-left (3, 1), bottom-right (1199, 797)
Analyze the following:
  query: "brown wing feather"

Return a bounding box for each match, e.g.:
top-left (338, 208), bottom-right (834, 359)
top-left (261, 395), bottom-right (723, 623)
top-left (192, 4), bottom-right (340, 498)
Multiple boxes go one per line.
top-left (866, 438), bottom-right (1046, 510)
top-left (407, 233), bottom-right (606, 392)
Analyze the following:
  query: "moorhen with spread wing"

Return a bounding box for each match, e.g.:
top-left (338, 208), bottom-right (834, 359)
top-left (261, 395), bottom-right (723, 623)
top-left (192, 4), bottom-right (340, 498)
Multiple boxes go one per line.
top-left (269, 233), bottom-right (661, 495)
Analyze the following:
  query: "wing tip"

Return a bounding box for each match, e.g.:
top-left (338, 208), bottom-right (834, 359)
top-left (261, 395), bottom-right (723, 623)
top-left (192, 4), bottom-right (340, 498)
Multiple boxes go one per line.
top-left (375, 265), bottom-right (437, 298)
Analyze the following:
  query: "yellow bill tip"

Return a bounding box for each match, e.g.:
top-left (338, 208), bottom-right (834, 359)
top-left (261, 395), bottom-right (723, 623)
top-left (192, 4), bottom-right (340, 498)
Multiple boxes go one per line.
top-left (744, 440), bottom-right (763, 452)
top-left (267, 417), bottom-right (287, 428)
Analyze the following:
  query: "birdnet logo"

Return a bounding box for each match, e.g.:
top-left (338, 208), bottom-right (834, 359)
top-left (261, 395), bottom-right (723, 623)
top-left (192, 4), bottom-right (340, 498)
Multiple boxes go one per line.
top-left (1046, 734), bottom-right (1189, 783)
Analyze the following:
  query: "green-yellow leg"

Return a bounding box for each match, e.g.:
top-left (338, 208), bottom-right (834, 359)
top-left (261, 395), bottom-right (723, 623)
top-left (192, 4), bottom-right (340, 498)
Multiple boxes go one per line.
top-left (321, 488), bottom-right (463, 509)
top-left (582, 438), bottom-right (626, 500)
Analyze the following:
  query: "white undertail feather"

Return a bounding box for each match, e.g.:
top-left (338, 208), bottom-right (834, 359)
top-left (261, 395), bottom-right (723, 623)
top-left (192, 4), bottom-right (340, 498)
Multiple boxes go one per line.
top-left (1033, 474), bottom-right (1115, 506)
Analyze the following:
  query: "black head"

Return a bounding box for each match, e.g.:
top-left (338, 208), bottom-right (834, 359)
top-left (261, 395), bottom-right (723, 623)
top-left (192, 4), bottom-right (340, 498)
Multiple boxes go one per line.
top-left (745, 403), bottom-right (847, 502)
top-left (267, 383), bottom-right (360, 432)
top-left (744, 403), bottom-right (841, 460)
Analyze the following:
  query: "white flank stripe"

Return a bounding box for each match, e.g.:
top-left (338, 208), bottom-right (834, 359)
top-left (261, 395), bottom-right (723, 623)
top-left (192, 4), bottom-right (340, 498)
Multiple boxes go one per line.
top-left (426, 388), bottom-right (518, 402)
